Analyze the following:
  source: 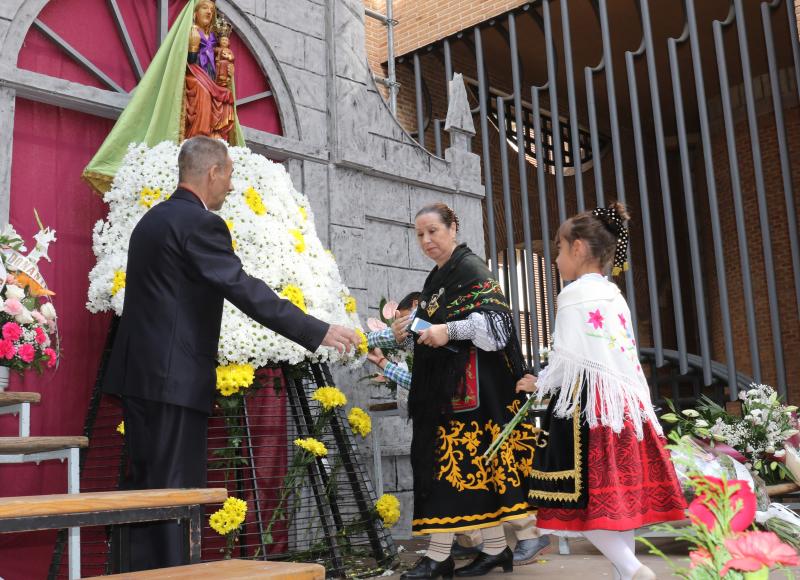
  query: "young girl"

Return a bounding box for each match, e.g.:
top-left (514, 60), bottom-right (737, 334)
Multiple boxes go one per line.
top-left (517, 203), bottom-right (685, 580)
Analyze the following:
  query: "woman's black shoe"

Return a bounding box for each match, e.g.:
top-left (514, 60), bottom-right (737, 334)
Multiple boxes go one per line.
top-left (400, 556), bottom-right (455, 579)
top-left (454, 547), bottom-right (513, 576)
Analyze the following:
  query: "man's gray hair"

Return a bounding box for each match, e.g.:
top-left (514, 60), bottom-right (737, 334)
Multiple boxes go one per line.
top-left (178, 137), bottom-right (229, 181)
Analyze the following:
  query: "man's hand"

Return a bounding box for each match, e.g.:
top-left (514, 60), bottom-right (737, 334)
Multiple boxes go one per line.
top-left (321, 324), bottom-right (359, 354)
top-left (392, 313), bottom-right (411, 344)
top-left (417, 324), bottom-right (449, 348)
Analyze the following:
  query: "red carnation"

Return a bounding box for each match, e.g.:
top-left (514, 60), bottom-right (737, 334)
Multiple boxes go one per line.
top-left (0, 339), bottom-right (16, 360)
top-left (17, 343), bottom-right (35, 363)
top-left (34, 327), bottom-right (47, 345)
top-left (44, 347), bottom-right (57, 368)
top-left (721, 531), bottom-right (799, 576)
top-left (2, 322), bottom-right (22, 342)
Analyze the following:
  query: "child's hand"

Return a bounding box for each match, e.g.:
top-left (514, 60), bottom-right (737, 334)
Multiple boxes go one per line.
top-left (516, 374), bottom-right (538, 393)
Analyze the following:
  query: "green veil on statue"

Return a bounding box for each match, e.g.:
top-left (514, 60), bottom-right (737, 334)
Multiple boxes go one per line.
top-left (83, 0), bottom-right (246, 193)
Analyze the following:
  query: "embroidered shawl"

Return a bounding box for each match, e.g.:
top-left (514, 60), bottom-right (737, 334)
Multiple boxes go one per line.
top-left (537, 275), bottom-right (662, 440)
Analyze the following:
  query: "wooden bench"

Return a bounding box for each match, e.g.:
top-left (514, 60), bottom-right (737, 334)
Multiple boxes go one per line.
top-left (0, 488), bottom-right (228, 579)
top-left (85, 559), bottom-right (325, 579)
top-left (0, 391), bottom-right (41, 437)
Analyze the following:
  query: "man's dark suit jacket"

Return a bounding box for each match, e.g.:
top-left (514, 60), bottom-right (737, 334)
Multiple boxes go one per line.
top-left (103, 187), bottom-right (329, 413)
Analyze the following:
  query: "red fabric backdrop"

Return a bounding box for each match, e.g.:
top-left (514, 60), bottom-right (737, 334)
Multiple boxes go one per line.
top-left (0, 1), bottom-right (282, 578)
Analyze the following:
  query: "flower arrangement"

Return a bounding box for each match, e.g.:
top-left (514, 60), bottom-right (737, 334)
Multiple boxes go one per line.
top-left (640, 435), bottom-right (799, 578)
top-left (348, 407), bottom-right (372, 438)
top-left (86, 141), bottom-right (364, 369)
top-left (375, 494), bottom-right (401, 528)
top-left (661, 384), bottom-right (800, 485)
top-left (294, 437), bottom-right (328, 458)
top-left (209, 496), bottom-right (248, 559)
top-left (0, 219), bottom-right (59, 377)
top-left (311, 385), bottom-right (347, 412)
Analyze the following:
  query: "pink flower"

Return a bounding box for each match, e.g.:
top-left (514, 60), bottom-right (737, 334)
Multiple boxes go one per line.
top-left (688, 547), bottom-right (712, 569)
top-left (618, 313), bottom-right (627, 328)
top-left (0, 339), bottom-right (16, 360)
top-left (721, 531), bottom-right (799, 576)
top-left (44, 347), bottom-right (57, 368)
top-left (17, 343), bottom-right (35, 363)
top-left (587, 309), bottom-right (604, 329)
top-left (5, 274), bottom-right (16, 285)
top-left (688, 476), bottom-right (756, 532)
top-left (382, 300), bottom-right (399, 320)
top-left (366, 317), bottom-right (388, 332)
top-left (3, 299), bottom-right (23, 317)
top-left (34, 327), bottom-right (47, 345)
top-left (2, 322), bottom-right (22, 342)
top-left (31, 311), bottom-right (46, 325)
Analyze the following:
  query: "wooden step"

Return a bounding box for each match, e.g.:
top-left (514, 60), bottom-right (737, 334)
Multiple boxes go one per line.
top-left (85, 559), bottom-right (325, 579)
top-left (0, 436), bottom-right (88, 454)
top-left (0, 488), bottom-right (228, 519)
top-left (0, 391), bottom-right (41, 407)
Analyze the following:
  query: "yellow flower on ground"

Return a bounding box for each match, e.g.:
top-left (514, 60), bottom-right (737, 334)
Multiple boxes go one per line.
top-left (289, 229), bottom-right (305, 253)
top-left (209, 496), bottom-right (248, 535)
top-left (244, 186), bottom-right (267, 215)
top-left (111, 270), bottom-right (126, 296)
top-left (375, 494), bottom-right (401, 527)
top-left (139, 186), bottom-right (162, 208)
top-left (294, 437), bottom-right (328, 457)
top-left (116, 421), bottom-right (125, 436)
top-left (344, 295), bottom-right (357, 314)
top-left (281, 285), bottom-right (307, 313)
top-left (356, 329), bottom-right (368, 356)
top-left (348, 407), bottom-right (372, 438)
top-left (312, 386), bottom-right (347, 411)
top-left (299, 206), bottom-right (308, 221)
top-left (216, 363), bottom-right (255, 396)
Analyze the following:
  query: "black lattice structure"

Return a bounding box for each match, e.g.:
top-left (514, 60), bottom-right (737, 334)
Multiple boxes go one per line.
top-left (49, 320), bottom-right (397, 579)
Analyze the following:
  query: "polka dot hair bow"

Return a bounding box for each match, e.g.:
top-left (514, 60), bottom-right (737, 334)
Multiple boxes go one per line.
top-left (592, 205), bottom-right (629, 276)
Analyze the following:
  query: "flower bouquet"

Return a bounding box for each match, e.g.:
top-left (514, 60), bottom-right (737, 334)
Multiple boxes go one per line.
top-left (640, 434), bottom-right (799, 578)
top-left (661, 384), bottom-right (800, 485)
top-left (0, 218), bottom-right (59, 383)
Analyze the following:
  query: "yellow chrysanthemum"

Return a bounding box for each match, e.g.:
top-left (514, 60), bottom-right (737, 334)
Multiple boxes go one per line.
top-left (289, 229), bottom-right (305, 253)
top-left (244, 186), bottom-right (267, 215)
top-left (209, 496), bottom-right (247, 536)
top-left (356, 329), bottom-right (368, 356)
top-left (116, 421), bottom-right (125, 436)
top-left (344, 295), bottom-right (357, 314)
top-left (224, 219), bottom-right (238, 250)
top-left (299, 206), bottom-right (308, 221)
top-left (139, 186), bottom-right (162, 208)
top-left (216, 363), bottom-right (255, 397)
top-left (281, 285), bottom-right (307, 313)
top-left (348, 407), bottom-right (372, 438)
top-left (111, 270), bottom-right (126, 296)
top-left (312, 386), bottom-right (347, 411)
top-left (375, 494), bottom-right (401, 527)
top-left (294, 437), bottom-right (328, 457)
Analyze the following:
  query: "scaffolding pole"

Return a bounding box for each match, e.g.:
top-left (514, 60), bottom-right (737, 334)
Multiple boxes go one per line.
top-left (365, 1), bottom-right (398, 114)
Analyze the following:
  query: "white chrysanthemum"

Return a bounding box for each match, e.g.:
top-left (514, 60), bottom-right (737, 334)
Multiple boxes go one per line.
top-left (87, 141), bottom-right (364, 368)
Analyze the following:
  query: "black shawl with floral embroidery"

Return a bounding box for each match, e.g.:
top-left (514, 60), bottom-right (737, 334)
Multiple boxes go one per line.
top-left (408, 244), bottom-right (527, 499)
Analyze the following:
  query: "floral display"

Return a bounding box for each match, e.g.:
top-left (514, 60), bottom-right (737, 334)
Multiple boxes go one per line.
top-left (209, 496), bottom-right (248, 559)
top-left (347, 407), bottom-right (372, 438)
top-left (311, 385), bottom-right (347, 411)
top-left (215, 363), bottom-right (255, 397)
top-left (661, 384), bottom-right (800, 484)
top-left (294, 437), bottom-right (328, 457)
top-left (86, 141), bottom-right (364, 369)
top-left (640, 435), bottom-right (799, 578)
top-left (375, 494), bottom-right (401, 528)
top-left (0, 221), bottom-right (60, 375)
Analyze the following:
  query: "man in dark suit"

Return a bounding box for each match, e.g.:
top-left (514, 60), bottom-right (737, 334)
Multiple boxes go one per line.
top-left (103, 136), bottom-right (358, 570)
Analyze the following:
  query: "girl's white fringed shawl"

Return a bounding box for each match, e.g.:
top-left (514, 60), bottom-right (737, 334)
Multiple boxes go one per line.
top-left (537, 275), bottom-right (662, 440)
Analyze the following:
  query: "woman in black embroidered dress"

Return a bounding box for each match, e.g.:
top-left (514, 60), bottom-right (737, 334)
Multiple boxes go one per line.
top-left (399, 203), bottom-right (539, 579)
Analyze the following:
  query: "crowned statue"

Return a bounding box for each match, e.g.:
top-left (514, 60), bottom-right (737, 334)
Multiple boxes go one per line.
top-left (83, 0), bottom-right (245, 193)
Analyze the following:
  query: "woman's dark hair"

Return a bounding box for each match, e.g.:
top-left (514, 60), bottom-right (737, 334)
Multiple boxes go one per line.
top-left (397, 291), bottom-right (422, 311)
top-left (415, 202), bottom-right (460, 232)
top-left (557, 201), bottom-right (630, 269)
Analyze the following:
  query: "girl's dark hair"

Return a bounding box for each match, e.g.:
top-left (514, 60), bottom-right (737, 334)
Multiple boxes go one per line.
top-left (557, 202), bottom-right (630, 269)
top-left (415, 203), bottom-right (460, 232)
top-left (398, 291), bottom-right (422, 311)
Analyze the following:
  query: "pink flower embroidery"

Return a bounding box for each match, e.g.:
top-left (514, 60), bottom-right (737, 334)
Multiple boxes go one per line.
top-left (587, 309), bottom-right (604, 329)
top-left (0, 339), bottom-right (16, 360)
top-left (17, 343), bottom-right (35, 363)
top-left (618, 313), bottom-right (627, 328)
top-left (721, 531), bottom-right (799, 576)
top-left (2, 322), bottom-right (22, 342)
top-left (44, 347), bottom-right (57, 368)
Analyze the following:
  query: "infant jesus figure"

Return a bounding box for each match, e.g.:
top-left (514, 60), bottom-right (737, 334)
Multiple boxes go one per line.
top-left (215, 32), bottom-right (234, 88)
